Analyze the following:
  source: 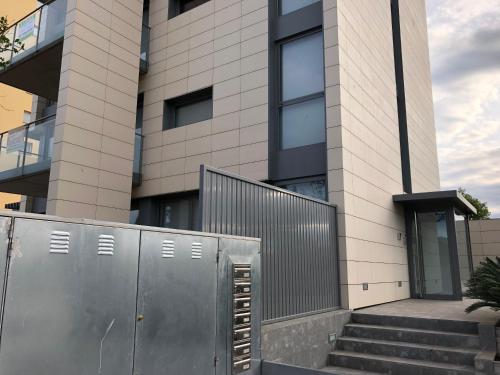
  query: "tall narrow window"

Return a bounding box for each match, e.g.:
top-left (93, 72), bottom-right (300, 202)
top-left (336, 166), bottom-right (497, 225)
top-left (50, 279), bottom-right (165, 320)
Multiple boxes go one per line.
top-left (280, 32), bottom-right (325, 150)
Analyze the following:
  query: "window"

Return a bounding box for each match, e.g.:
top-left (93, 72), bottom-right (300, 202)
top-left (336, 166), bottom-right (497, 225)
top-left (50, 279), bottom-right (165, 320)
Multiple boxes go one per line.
top-left (278, 177), bottom-right (327, 201)
top-left (136, 93), bottom-right (144, 131)
top-left (280, 32), bottom-right (325, 150)
top-left (161, 193), bottom-right (199, 231)
top-left (169, 0), bottom-right (210, 18)
top-left (280, 0), bottom-right (321, 15)
top-left (163, 87), bottom-right (213, 130)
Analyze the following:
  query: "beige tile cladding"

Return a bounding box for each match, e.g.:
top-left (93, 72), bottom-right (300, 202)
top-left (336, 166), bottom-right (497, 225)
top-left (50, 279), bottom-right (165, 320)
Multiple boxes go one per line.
top-left (324, 0), bottom-right (410, 309)
top-left (133, 0), bottom-right (268, 199)
top-left (47, 0), bottom-right (143, 223)
top-left (399, 0), bottom-right (440, 193)
top-left (469, 219), bottom-right (500, 267)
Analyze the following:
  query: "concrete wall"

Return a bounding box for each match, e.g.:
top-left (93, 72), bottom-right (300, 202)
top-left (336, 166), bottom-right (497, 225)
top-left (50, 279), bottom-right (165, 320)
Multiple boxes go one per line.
top-left (261, 310), bottom-right (351, 369)
top-left (134, 0), bottom-right (268, 199)
top-left (399, 0), bottom-right (440, 193)
top-left (47, 0), bottom-right (143, 222)
top-left (325, 0), bottom-right (409, 309)
top-left (469, 219), bottom-right (500, 267)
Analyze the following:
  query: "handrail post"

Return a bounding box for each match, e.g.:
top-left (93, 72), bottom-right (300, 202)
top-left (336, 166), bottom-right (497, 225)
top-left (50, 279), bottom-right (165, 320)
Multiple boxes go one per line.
top-left (9, 23), bottom-right (18, 64)
top-left (35, 7), bottom-right (42, 51)
top-left (20, 124), bottom-right (30, 174)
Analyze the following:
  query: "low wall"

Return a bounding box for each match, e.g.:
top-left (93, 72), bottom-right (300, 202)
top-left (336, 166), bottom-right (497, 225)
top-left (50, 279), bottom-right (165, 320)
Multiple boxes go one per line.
top-left (261, 310), bottom-right (351, 369)
top-left (469, 219), bottom-right (500, 267)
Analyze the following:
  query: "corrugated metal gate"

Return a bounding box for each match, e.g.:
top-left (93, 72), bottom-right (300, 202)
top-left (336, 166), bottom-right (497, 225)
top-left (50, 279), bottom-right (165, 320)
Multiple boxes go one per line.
top-left (199, 166), bottom-right (340, 322)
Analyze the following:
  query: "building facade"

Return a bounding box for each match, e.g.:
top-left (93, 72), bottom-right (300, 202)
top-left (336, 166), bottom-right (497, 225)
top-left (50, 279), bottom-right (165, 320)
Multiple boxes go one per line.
top-left (0, 0), bottom-right (475, 314)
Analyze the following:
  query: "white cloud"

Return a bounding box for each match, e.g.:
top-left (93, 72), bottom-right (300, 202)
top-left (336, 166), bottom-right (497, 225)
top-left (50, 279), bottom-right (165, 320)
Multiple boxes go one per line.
top-left (427, 0), bottom-right (500, 217)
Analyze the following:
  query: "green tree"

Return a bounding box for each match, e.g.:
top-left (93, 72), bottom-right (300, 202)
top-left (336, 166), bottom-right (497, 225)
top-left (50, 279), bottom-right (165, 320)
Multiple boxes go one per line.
top-left (0, 16), bottom-right (24, 69)
top-left (464, 257), bottom-right (500, 313)
top-left (459, 188), bottom-right (491, 220)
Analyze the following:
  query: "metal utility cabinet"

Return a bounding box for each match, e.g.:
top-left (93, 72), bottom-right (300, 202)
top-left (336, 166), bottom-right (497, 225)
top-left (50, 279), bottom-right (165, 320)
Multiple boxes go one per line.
top-left (0, 213), bottom-right (261, 375)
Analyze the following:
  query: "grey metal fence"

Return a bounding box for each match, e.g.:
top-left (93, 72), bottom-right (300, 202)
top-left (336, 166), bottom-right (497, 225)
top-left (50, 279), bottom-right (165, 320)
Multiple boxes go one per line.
top-left (199, 166), bottom-right (340, 322)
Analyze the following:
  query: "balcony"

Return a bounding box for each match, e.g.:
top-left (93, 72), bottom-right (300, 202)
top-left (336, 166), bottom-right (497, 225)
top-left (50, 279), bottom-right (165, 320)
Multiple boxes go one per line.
top-left (0, 116), bottom-right (55, 197)
top-left (0, 0), bottom-right (67, 100)
top-left (140, 24), bottom-right (151, 74)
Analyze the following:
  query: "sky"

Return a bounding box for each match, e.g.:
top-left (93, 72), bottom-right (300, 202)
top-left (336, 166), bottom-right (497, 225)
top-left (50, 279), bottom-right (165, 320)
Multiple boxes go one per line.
top-left (426, 0), bottom-right (500, 218)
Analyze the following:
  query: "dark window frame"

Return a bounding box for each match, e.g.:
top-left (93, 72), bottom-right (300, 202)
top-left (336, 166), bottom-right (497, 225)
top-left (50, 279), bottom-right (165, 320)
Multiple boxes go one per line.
top-left (163, 87), bottom-right (213, 130)
top-left (168, 0), bottom-right (210, 19)
top-left (278, 28), bottom-right (325, 150)
top-left (160, 191), bottom-right (200, 231)
top-left (279, 0), bottom-right (321, 16)
top-left (269, 1), bottom-right (327, 182)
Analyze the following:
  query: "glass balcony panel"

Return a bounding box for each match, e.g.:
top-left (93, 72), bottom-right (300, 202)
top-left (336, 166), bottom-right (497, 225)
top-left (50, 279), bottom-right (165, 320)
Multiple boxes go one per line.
top-left (2, 0), bottom-right (67, 69)
top-left (0, 116), bottom-right (55, 178)
top-left (0, 28), bottom-right (15, 66)
top-left (0, 128), bottom-right (27, 173)
top-left (12, 10), bottom-right (41, 63)
top-left (140, 24), bottom-right (151, 73)
top-left (23, 118), bottom-right (55, 168)
top-left (133, 131), bottom-right (143, 176)
top-left (38, 0), bottom-right (67, 49)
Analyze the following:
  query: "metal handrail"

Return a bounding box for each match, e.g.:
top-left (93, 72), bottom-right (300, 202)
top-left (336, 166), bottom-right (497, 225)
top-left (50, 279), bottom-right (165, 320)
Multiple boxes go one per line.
top-left (2, 0), bottom-right (65, 68)
top-left (4, 0), bottom-right (57, 35)
top-left (0, 114), bottom-right (56, 137)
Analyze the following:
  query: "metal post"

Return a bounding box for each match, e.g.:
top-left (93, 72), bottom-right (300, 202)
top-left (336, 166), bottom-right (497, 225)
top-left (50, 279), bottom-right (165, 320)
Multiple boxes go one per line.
top-left (9, 24), bottom-right (17, 63)
top-left (20, 124), bottom-right (30, 174)
top-left (35, 7), bottom-right (42, 51)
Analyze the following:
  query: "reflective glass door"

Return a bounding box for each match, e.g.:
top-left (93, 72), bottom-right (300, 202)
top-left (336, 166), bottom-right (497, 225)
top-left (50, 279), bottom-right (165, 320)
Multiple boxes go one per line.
top-left (417, 211), bottom-right (455, 297)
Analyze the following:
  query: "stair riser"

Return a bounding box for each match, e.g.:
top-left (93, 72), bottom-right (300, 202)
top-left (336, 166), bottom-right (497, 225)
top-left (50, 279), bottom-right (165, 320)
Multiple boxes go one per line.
top-left (335, 340), bottom-right (476, 366)
top-left (351, 314), bottom-right (478, 335)
top-left (344, 326), bottom-right (480, 349)
top-left (330, 354), bottom-right (475, 375)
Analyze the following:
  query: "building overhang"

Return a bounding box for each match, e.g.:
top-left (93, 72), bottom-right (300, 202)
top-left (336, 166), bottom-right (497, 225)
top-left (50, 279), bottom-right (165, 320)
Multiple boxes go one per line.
top-left (393, 190), bottom-right (477, 216)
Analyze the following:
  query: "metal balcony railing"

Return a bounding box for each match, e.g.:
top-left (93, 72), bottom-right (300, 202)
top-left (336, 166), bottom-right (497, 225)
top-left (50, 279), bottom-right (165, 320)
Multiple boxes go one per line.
top-left (140, 24), bottom-right (151, 74)
top-left (0, 115), bottom-right (55, 177)
top-left (0, 0), bottom-right (67, 69)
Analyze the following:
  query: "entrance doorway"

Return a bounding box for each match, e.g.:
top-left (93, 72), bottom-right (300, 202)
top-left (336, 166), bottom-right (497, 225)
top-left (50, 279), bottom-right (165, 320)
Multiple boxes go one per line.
top-left (393, 190), bottom-right (476, 300)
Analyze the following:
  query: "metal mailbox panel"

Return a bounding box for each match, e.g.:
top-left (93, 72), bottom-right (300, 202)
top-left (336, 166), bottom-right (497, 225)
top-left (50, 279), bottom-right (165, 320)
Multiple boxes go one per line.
top-left (0, 218), bottom-right (140, 375)
top-left (0, 216), bottom-right (11, 322)
top-left (134, 231), bottom-right (218, 375)
top-left (216, 238), bottom-right (261, 375)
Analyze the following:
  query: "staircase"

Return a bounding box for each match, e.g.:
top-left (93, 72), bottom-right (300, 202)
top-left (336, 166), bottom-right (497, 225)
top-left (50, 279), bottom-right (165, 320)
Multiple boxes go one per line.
top-left (323, 312), bottom-right (481, 375)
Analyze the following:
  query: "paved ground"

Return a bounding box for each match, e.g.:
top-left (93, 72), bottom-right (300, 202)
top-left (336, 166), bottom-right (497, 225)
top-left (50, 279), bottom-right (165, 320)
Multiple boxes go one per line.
top-left (356, 299), bottom-right (499, 325)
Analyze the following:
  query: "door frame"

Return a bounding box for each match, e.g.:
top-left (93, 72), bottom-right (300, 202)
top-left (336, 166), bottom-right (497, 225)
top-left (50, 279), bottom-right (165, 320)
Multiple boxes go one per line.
top-left (412, 207), bottom-right (464, 300)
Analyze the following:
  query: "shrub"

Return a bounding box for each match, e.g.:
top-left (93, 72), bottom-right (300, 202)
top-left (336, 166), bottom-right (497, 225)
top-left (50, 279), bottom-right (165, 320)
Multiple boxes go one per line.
top-left (464, 257), bottom-right (500, 313)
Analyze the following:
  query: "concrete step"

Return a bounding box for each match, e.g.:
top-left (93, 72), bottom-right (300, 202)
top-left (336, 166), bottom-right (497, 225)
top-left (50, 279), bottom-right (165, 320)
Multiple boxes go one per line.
top-left (351, 313), bottom-right (478, 335)
top-left (335, 337), bottom-right (478, 366)
top-left (329, 351), bottom-right (476, 375)
top-left (321, 365), bottom-right (383, 374)
top-left (343, 323), bottom-right (480, 349)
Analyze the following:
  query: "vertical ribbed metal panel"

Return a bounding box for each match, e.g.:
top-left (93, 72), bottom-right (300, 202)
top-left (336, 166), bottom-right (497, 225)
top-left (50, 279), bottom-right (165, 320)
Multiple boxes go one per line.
top-left (200, 166), bottom-right (340, 321)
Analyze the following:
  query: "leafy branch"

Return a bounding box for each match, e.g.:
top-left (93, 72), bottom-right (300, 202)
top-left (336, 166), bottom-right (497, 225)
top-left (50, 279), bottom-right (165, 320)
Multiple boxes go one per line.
top-left (0, 16), bottom-right (24, 69)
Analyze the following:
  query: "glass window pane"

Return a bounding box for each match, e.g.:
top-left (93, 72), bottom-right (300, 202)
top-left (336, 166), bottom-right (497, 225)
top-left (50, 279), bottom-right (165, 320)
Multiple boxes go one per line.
top-left (282, 32), bottom-right (324, 101)
top-left (180, 0), bottom-right (210, 13)
top-left (280, 0), bottom-right (321, 15)
top-left (281, 97), bottom-right (325, 149)
top-left (175, 98), bottom-right (213, 127)
top-left (284, 180), bottom-right (326, 201)
top-left (417, 212), bottom-right (454, 296)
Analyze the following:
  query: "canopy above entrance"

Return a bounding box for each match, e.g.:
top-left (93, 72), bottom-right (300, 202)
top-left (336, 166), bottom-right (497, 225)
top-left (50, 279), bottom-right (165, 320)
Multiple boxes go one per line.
top-left (393, 190), bottom-right (477, 216)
